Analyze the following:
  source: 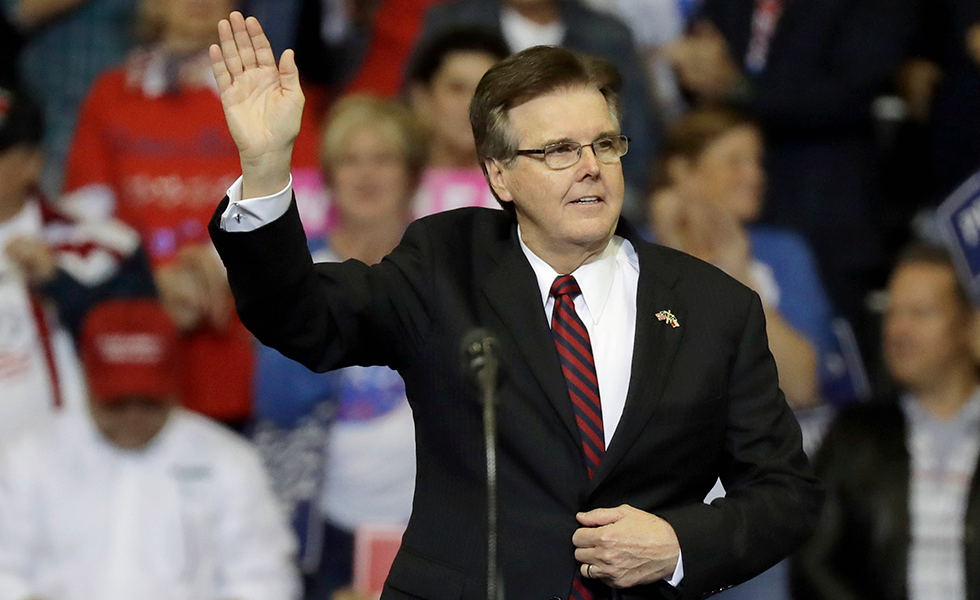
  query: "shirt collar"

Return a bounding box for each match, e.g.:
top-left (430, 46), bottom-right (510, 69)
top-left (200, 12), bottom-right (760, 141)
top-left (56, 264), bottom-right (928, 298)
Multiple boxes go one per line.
top-left (901, 386), bottom-right (980, 428)
top-left (517, 225), bottom-right (637, 324)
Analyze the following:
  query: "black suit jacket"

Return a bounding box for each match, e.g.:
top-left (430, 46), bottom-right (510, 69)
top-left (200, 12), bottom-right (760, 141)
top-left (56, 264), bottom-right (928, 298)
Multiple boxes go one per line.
top-left (209, 201), bottom-right (822, 600)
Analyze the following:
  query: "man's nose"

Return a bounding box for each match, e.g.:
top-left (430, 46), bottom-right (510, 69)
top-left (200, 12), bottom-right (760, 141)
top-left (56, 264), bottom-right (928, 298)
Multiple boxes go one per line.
top-left (577, 144), bottom-right (601, 177)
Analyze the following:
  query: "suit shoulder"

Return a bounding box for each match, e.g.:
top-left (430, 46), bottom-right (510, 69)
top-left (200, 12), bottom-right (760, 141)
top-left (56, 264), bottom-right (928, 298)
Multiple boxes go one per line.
top-left (409, 207), bottom-right (513, 243)
top-left (642, 241), bottom-right (756, 300)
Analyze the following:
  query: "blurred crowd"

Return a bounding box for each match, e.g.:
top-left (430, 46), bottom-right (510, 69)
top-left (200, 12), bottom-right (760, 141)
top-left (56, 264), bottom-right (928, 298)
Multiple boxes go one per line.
top-left (0, 0), bottom-right (979, 598)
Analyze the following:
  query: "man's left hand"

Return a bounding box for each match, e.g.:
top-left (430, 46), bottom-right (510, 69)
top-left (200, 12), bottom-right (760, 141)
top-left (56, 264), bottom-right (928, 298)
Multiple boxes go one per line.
top-left (572, 504), bottom-right (680, 588)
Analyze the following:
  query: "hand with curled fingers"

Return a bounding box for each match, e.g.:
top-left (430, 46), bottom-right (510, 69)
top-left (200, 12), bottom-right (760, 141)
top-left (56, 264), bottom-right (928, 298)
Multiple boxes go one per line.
top-left (666, 20), bottom-right (741, 103)
top-left (572, 504), bottom-right (681, 589)
top-left (210, 11), bottom-right (304, 198)
top-left (178, 244), bottom-right (232, 331)
top-left (154, 263), bottom-right (207, 332)
top-left (6, 237), bottom-right (57, 285)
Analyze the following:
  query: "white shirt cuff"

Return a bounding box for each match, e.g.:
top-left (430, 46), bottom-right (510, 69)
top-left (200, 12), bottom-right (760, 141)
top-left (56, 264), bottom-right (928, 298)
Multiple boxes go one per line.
top-left (666, 549), bottom-right (684, 587)
top-left (219, 174), bottom-right (294, 232)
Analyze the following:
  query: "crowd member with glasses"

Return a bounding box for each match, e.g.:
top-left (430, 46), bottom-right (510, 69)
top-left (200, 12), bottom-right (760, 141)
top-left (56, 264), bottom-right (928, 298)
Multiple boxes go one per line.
top-left (208, 12), bottom-right (821, 600)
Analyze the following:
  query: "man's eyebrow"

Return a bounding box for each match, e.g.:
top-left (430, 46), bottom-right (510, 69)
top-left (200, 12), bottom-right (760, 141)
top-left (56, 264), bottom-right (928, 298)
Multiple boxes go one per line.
top-left (535, 136), bottom-right (577, 147)
top-left (537, 131), bottom-right (622, 147)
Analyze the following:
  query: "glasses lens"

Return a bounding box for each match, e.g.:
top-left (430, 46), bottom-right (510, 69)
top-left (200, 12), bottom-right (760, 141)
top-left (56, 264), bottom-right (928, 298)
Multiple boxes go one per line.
top-left (593, 136), bottom-right (628, 163)
top-left (543, 142), bottom-right (581, 169)
top-left (540, 136), bottom-right (629, 169)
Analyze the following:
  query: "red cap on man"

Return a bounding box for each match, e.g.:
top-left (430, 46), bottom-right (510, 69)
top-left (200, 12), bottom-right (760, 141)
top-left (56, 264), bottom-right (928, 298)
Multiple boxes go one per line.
top-left (80, 299), bottom-right (178, 403)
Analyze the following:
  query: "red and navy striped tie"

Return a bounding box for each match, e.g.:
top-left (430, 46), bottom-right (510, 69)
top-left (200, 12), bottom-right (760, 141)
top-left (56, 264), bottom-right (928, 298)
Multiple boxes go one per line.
top-left (550, 275), bottom-right (608, 600)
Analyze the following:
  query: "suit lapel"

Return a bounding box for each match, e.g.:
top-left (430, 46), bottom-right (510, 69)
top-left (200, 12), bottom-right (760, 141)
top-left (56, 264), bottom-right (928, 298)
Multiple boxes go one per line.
top-left (481, 229), bottom-right (581, 443)
top-left (592, 237), bottom-right (685, 488)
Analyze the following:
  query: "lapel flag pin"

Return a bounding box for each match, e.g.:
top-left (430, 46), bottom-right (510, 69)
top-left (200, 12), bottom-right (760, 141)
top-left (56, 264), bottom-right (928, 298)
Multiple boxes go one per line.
top-left (656, 310), bottom-right (680, 328)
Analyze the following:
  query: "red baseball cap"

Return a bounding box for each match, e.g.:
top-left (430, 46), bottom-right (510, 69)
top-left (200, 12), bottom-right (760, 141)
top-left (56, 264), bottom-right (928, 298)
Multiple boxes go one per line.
top-left (80, 299), bottom-right (178, 403)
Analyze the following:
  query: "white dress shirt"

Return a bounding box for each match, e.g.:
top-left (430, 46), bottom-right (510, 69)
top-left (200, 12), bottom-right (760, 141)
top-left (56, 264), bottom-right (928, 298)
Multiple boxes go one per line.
top-left (219, 176), bottom-right (683, 585)
top-left (0, 407), bottom-right (300, 600)
top-left (517, 227), bottom-right (637, 447)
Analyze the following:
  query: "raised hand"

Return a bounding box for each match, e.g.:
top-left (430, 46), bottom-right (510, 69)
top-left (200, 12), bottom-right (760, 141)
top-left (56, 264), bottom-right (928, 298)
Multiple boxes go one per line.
top-left (210, 12), bottom-right (304, 198)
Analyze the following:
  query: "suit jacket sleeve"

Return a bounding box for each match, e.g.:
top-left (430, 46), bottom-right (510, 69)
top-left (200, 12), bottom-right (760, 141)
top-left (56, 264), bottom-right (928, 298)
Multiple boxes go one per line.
top-left (208, 195), bottom-right (432, 373)
top-left (655, 289), bottom-right (824, 598)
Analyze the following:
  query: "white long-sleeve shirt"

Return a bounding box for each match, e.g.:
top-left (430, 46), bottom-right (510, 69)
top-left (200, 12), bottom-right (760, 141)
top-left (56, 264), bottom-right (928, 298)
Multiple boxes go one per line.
top-left (0, 406), bottom-right (300, 600)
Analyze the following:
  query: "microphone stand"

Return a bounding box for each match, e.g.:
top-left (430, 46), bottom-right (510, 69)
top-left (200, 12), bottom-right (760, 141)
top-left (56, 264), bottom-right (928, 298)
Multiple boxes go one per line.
top-left (464, 332), bottom-right (505, 600)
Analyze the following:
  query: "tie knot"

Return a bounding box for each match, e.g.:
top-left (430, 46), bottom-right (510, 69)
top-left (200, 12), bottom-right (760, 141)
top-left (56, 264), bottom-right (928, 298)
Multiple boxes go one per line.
top-left (550, 275), bottom-right (581, 299)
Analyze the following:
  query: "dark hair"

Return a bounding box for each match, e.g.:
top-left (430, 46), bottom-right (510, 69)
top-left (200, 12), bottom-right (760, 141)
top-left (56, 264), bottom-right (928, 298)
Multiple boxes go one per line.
top-left (0, 86), bottom-right (43, 153)
top-left (469, 46), bottom-right (622, 211)
top-left (654, 106), bottom-right (759, 190)
top-left (407, 26), bottom-right (510, 87)
top-left (893, 241), bottom-right (972, 308)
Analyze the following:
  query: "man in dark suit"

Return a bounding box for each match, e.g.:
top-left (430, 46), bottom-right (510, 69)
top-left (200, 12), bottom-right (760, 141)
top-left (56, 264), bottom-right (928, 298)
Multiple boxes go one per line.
top-left (207, 12), bottom-right (822, 600)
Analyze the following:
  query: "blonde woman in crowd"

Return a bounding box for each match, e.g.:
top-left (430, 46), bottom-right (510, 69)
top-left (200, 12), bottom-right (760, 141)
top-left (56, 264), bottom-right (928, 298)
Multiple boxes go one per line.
top-left (252, 94), bottom-right (425, 600)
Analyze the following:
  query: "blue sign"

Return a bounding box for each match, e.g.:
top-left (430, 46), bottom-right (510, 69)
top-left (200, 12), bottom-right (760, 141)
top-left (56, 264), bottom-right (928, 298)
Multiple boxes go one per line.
top-left (936, 170), bottom-right (980, 304)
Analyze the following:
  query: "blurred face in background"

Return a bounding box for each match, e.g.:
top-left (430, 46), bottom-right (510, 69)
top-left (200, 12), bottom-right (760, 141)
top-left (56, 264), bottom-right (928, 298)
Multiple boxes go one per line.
top-left (90, 396), bottom-right (173, 451)
top-left (884, 262), bottom-right (973, 393)
top-left (159, 0), bottom-right (235, 50)
top-left (329, 124), bottom-right (413, 227)
top-left (0, 144), bottom-right (43, 214)
top-left (413, 50), bottom-right (499, 162)
top-left (669, 125), bottom-right (765, 224)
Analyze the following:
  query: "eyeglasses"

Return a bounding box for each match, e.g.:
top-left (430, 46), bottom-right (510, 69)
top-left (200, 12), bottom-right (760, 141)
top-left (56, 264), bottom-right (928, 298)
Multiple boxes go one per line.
top-left (514, 134), bottom-right (629, 170)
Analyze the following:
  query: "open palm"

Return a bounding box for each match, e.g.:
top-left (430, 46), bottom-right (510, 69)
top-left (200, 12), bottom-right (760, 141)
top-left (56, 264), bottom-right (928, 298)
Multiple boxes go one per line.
top-left (210, 12), bottom-right (304, 163)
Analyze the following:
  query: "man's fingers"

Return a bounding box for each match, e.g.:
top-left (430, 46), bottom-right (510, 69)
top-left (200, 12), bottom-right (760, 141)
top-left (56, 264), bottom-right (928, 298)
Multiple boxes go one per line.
top-left (218, 17), bottom-right (244, 76)
top-left (577, 506), bottom-right (625, 527)
top-left (230, 11), bottom-right (258, 70)
top-left (279, 49), bottom-right (301, 93)
top-left (246, 16), bottom-right (276, 68)
top-left (210, 44), bottom-right (233, 92)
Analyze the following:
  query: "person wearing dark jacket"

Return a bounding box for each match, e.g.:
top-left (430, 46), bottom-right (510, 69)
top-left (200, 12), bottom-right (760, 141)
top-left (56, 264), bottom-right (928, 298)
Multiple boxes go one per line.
top-left (794, 242), bottom-right (980, 600)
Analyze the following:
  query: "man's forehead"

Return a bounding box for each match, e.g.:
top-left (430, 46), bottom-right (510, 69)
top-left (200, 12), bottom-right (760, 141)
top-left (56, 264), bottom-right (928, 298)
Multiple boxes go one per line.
top-left (507, 86), bottom-right (618, 144)
top-left (890, 264), bottom-right (962, 302)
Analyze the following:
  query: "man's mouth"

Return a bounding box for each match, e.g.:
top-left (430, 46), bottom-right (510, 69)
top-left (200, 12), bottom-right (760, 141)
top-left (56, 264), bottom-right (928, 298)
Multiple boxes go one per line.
top-left (570, 196), bottom-right (601, 205)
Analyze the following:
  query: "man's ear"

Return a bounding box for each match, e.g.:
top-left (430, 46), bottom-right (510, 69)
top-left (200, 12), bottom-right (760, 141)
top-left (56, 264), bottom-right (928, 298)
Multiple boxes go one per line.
top-left (485, 158), bottom-right (514, 205)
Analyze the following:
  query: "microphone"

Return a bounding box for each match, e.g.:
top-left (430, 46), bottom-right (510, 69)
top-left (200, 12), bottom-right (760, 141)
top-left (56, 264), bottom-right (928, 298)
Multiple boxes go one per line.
top-left (461, 328), bottom-right (499, 392)
top-left (459, 328), bottom-right (504, 600)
